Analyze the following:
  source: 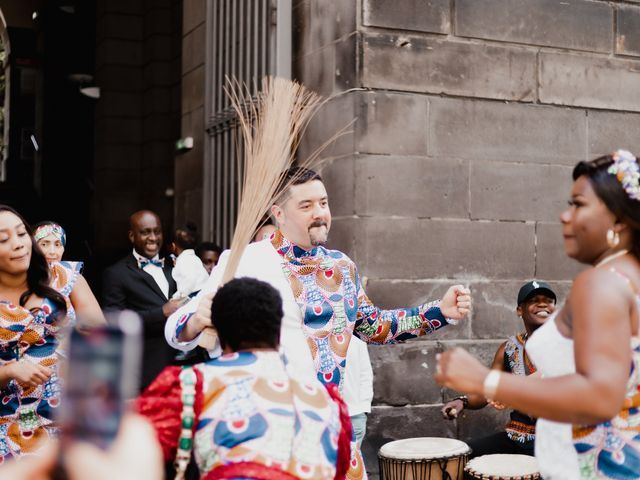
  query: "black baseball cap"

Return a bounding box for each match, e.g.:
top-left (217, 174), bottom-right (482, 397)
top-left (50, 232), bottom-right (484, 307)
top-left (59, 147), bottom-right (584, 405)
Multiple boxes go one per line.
top-left (517, 281), bottom-right (556, 306)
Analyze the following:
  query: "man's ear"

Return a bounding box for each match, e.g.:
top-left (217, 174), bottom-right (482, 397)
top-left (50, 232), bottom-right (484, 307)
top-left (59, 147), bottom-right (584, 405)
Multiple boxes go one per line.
top-left (127, 230), bottom-right (134, 244)
top-left (270, 204), bottom-right (283, 226)
top-left (516, 305), bottom-right (523, 317)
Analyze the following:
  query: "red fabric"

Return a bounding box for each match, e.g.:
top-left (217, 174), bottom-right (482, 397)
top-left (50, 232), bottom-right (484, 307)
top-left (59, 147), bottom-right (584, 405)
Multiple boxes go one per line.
top-left (324, 383), bottom-right (353, 480)
top-left (134, 365), bottom-right (204, 461)
top-left (192, 366), bottom-right (204, 431)
top-left (204, 461), bottom-right (301, 480)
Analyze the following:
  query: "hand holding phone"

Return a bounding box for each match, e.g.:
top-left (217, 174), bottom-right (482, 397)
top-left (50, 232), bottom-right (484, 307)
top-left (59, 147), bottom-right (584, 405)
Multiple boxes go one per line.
top-left (0, 415), bottom-right (163, 480)
top-left (60, 311), bottom-right (142, 450)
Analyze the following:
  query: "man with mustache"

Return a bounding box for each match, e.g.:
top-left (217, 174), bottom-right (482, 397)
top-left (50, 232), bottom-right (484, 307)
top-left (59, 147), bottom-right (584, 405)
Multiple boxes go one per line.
top-left (166, 167), bottom-right (471, 479)
top-left (102, 210), bottom-right (181, 391)
top-left (441, 280), bottom-right (557, 458)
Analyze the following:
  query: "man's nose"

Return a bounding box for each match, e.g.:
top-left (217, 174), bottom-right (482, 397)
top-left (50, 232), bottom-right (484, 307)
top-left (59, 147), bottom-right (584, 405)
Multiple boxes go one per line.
top-left (312, 204), bottom-right (324, 218)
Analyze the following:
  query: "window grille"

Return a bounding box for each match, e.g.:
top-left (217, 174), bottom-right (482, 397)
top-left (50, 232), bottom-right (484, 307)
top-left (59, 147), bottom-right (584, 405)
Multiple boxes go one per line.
top-left (203, 0), bottom-right (291, 247)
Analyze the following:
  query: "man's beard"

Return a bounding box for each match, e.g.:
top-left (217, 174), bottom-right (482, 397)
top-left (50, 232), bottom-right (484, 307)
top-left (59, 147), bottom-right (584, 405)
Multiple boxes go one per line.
top-left (308, 221), bottom-right (329, 246)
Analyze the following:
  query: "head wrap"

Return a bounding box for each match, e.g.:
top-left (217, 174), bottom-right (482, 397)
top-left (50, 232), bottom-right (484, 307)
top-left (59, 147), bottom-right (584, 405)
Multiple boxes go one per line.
top-left (608, 149), bottom-right (640, 202)
top-left (34, 223), bottom-right (66, 246)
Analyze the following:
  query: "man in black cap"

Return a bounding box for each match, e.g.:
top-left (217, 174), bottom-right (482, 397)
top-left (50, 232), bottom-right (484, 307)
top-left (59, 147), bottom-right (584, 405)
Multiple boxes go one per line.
top-left (441, 280), bottom-right (557, 457)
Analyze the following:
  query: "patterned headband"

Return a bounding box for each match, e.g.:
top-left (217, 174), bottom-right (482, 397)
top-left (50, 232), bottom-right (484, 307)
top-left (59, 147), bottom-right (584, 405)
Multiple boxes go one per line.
top-left (607, 149), bottom-right (640, 202)
top-left (34, 224), bottom-right (66, 246)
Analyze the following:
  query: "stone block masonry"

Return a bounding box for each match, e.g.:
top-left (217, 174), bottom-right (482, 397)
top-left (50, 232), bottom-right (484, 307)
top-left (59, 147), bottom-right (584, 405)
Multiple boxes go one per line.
top-left (293, 1), bottom-right (640, 477)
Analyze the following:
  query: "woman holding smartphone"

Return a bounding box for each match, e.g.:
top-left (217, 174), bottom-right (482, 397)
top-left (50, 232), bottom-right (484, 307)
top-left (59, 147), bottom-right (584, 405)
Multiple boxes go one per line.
top-left (0, 205), bottom-right (103, 462)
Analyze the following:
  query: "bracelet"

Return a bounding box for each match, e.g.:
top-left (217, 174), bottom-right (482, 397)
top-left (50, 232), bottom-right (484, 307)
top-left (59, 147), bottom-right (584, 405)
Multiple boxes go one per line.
top-left (453, 395), bottom-right (469, 408)
top-left (483, 369), bottom-right (501, 402)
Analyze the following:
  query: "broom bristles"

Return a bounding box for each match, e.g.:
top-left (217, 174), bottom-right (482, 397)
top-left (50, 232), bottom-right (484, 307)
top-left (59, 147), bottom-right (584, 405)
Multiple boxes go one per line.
top-left (220, 76), bottom-right (326, 284)
top-left (197, 77), bottom-right (352, 349)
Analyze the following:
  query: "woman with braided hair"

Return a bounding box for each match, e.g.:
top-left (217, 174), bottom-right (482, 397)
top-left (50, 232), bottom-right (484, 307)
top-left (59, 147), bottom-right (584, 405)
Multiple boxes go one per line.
top-left (436, 150), bottom-right (640, 479)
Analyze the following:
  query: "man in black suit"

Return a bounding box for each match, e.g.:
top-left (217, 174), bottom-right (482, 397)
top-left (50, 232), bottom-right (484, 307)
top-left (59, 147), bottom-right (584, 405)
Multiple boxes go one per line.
top-left (102, 210), bottom-right (181, 391)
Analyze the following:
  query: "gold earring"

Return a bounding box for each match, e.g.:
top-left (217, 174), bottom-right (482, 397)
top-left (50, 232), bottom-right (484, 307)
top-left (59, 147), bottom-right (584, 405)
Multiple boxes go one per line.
top-left (606, 228), bottom-right (620, 248)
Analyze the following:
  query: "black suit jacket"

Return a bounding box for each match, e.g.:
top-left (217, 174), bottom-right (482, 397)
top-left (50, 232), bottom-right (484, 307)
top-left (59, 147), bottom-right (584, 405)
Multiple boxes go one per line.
top-left (102, 253), bottom-right (178, 391)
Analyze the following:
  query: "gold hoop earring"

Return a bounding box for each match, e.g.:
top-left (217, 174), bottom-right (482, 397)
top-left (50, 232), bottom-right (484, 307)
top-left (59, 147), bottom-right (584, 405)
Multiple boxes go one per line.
top-left (606, 228), bottom-right (620, 248)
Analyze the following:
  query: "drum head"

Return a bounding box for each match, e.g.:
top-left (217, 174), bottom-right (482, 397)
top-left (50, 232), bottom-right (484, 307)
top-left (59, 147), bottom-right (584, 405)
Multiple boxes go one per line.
top-left (378, 437), bottom-right (470, 460)
top-left (465, 454), bottom-right (539, 477)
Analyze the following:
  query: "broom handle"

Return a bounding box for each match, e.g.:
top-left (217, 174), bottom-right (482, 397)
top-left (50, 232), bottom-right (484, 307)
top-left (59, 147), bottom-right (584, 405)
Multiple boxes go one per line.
top-left (198, 326), bottom-right (219, 350)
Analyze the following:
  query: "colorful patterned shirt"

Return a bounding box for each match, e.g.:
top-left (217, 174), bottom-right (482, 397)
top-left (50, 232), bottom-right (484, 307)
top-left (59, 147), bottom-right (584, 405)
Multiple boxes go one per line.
top-left (270, 230), bottom-right (452, 390)
top-left (194, 351), bottom-right (342, 479)
top-left (503, 332), bottom-right (537, 443)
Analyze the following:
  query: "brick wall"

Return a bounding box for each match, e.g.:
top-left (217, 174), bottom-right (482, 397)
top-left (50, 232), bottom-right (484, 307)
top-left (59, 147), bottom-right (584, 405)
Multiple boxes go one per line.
top-left (294, 0), bottom-right (640, 476)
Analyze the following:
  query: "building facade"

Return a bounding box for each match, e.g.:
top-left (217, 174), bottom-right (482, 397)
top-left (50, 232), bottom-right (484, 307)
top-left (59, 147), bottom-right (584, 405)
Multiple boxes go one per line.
top-left (0, 0), bottom-right (639, 476)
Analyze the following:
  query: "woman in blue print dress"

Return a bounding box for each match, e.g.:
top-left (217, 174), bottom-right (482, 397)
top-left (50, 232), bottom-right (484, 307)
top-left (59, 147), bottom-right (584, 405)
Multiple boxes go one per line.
top-left (0, 205), bottom-right (101, 462)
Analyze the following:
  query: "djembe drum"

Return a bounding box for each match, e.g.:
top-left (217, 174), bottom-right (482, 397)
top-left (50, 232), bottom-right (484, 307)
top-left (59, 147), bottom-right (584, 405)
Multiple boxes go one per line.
top-left (464, 454), bottom-right (540, 479)
top-left (378, 437), bottom-right (471, 480)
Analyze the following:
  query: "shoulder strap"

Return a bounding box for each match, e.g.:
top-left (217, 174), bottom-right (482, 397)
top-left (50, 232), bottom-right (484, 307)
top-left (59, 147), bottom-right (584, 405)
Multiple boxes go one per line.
top-left (606, 267), bottom-right (640, 296)
top-left (174, 365), bottom-right (204, 480)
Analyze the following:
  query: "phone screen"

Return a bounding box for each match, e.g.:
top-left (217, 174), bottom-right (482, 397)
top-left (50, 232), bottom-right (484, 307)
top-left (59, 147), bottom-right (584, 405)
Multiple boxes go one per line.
top-left (59, 311), bottom-right (141, 449)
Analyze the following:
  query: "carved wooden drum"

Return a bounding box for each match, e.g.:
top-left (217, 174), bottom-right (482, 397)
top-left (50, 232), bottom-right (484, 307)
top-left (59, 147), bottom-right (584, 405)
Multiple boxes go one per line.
top-left (378, 437), bottom-right (471, 480)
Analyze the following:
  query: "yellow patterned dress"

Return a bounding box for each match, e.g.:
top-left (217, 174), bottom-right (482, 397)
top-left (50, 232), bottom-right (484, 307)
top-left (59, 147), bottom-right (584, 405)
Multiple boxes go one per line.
top-left (0, 262), bottom-right (80, 462)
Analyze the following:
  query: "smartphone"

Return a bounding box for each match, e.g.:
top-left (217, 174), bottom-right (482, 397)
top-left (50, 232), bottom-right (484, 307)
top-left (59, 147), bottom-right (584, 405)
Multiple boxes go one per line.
top-left (59, 310), bottom-right (142, 450)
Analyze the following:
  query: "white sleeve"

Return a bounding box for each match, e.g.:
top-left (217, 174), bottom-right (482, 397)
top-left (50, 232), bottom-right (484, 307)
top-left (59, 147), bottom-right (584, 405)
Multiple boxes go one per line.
top-left (172, 255), bottom-right (211, 298)
top-left (360, 341), bottom-right (374, 408)
top-left (164, 250), bottom-right (229, 351)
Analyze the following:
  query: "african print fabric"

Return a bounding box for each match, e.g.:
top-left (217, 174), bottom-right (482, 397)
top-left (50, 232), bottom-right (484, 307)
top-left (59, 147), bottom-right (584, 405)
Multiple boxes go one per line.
top-left (573, 334), bottom-right (640, 479)
top-left (271, 230), bottom-right (452, 480)
top-left (193, 351), bottom-right (343, 479)
top-left (503, 333), bottom-right (537, 443)
top-left (0, 262), bottom-right (79, 462)
top-left (271, 230), bottom-right (450, 392)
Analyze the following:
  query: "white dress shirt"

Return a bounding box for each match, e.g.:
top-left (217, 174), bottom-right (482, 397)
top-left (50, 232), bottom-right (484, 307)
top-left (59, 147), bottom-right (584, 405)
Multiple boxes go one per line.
top-left (171, 249), bottom-right (209, 299)
top-left (164, 239), bottom-right (316, 382)
top-left (132, 249), bottom-right (169, 299)
top-left (343, 337), bottom-right (374, 416)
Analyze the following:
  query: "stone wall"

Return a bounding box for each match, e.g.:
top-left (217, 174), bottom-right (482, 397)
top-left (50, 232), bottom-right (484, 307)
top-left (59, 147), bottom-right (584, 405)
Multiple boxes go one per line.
top-left (94, 0), bottom-right (182, 262)
top-left (294, 0), bottom-right (640, 476)
top-left (175, 0), bottom-right (205, 226)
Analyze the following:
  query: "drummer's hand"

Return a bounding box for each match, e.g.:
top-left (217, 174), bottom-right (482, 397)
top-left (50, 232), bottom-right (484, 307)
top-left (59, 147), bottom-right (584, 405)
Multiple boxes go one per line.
top-left (489, 401), bottom-right (506, 410)
top-left (435, 348), bottom-right (488, 396)
top-left (441, 399), bottom-right (464, 419)
top-left (440, 285), bottom-right (471, 320)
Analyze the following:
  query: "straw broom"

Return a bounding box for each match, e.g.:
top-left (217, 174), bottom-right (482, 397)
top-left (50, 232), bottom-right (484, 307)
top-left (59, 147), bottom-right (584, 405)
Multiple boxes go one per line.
top-left (198, 76), bottom-right (330, 348)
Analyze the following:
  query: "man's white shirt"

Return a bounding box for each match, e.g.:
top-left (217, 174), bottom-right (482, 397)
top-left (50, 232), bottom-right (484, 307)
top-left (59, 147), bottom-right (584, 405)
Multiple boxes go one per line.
top-left (164, 239), bottom-right (316, 381)
top-left (133, 249), bottom-right (169, 299)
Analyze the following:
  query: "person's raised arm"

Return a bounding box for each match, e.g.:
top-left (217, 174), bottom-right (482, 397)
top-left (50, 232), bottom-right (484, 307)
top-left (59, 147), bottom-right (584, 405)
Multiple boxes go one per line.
top-left (354, 264), bottom-right (471, 344)
top-left (165, 249), bottom-right (227, 350)
top-left (437, 269), bottom-right (632, 424)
